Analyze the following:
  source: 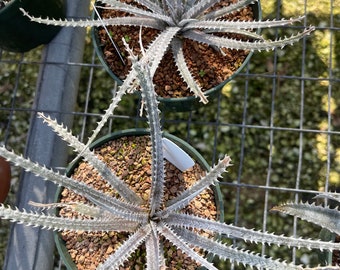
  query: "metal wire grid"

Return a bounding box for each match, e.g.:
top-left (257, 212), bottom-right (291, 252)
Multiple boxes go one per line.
top-left (0, 0), bottom-right (339, 269)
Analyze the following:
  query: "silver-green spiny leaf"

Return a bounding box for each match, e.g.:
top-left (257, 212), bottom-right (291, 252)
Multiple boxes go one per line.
top-left (0, 204), bottom-right (138, 232)
top-left (162, 155), bottom-right (231, 215)
top-left (20, 0), bottom-right (314, 104)
top-left (173, 227), bottom-right (301, 270)
top-left (273, 195), bottom-right (340, 236)
top-left (165, 212), bottom-right (340, 251)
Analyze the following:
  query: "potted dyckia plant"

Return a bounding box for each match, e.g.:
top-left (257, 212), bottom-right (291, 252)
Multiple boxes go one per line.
top-left (1, 45), bottom-right (340, 269)
top-left (90, 0), bottom-right (261, 111)
top-left (0, 0), bottom-right (65, 52)
top-left (54, 128), bottom-right (224, 269)
top-left (22, 0), bottom-right (314, 110)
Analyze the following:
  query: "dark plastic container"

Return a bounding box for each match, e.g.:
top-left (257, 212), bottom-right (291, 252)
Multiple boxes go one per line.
top-left (0, 0), bottom-right (66, 52)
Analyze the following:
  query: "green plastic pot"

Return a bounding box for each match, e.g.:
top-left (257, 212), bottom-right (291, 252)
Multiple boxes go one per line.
top-left (55, 128), bottom-right (224, 269)
top-left (0, 0), bottom-right (66, 52)
top-left (91, 1), bottom-right (261, 111)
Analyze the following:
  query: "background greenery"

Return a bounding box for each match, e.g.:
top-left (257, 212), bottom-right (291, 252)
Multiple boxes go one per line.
top-left (0, 0), bottom-right (339, 268)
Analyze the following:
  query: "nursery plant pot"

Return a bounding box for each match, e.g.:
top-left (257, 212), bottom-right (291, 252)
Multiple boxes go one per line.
top-left (0, 156), bottom-right (11, 203)
top-left (55, 128), bottom-right (224, 269)
top-left (91, 1), bottom-right (261, 111)
top-left (0, 0), bottom-right (66, 52)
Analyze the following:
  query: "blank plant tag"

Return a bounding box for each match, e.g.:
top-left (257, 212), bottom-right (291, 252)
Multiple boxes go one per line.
top-left (162, 138), bottom-right (195, 172)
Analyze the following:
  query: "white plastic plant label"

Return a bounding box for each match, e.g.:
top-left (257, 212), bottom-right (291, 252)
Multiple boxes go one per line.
top-left (162, 138), bottom-right (195, 172)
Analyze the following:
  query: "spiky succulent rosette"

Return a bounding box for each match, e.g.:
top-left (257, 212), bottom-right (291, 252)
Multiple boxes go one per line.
top-left (21, 0), bottom-right (314, 104)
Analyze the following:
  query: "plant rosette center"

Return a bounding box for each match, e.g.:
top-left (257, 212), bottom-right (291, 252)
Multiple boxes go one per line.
top-left (58, 135), bottom-right (219, 269)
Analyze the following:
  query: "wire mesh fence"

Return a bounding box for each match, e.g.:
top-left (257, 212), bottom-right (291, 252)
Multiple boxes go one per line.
top-left (0, 0), bottom-right (339, 269)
